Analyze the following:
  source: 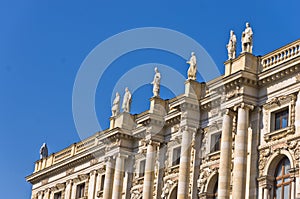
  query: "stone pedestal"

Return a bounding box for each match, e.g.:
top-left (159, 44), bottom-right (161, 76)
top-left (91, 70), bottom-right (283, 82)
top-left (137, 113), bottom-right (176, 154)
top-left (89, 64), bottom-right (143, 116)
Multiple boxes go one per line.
top-left (224, 52), bottom-right (258, 77)
top-left (184, 79), bottom-right (205, 99)
top-left (218, 110), bottom-right (233, 199)
top-left (103, 157), bottom-right (115, 199)
top-left (110, 112), bottom-right (135, 130)
top-left (111, 154), bottom-right (126, 199)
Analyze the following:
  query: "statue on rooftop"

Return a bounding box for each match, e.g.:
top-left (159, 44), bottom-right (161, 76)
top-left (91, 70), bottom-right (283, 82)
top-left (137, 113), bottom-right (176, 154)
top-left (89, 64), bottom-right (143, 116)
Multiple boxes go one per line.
top-left (227, 30), bottom-right (237, 59)
top-left (39, 143), bottom-right (48, 159)
top-left (122, 87), bottom-right (132, 112)
top-left (187, 52), bottom-right (197, 80)
top-left (241, 22), bottom-right (253, 53)
top-left (111, 92), bottom-right (120, 117)
top-left (151, 67), bottom-right (161, 97)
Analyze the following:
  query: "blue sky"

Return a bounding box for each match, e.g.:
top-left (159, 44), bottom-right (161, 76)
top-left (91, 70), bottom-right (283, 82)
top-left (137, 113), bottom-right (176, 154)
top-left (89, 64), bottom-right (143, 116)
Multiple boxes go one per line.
top-left (0, 1), bottom-right (299, 198)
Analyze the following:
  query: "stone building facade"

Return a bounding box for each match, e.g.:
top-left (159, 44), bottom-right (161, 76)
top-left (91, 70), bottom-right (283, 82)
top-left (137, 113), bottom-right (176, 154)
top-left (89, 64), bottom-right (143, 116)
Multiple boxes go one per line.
top-left (27, 38), bottom-right (300, 199)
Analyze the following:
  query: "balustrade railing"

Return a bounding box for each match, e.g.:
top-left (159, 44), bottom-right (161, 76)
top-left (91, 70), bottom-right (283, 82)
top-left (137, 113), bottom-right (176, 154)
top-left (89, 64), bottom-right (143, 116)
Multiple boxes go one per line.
top-left (261, 39), bottom-right (300, 71)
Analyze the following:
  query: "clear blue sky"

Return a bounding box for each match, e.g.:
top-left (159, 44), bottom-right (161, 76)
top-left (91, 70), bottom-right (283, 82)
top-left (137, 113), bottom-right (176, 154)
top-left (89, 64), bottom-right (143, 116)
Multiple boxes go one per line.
top-left (0, 1), bottom-right (299, 198)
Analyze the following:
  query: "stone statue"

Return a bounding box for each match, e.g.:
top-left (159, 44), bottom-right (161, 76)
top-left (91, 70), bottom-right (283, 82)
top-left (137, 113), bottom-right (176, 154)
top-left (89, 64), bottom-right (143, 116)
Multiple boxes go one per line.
top-left (111, 92), bottom-right (120, 117)
top-left (227, 30), bottom-right (237, 59)
top-left (151, 67), bottom-right (161, 97)
top-left (241, 22), bottom-right (253, 53)
top-left (122, 87), bottom-right (132, 112)
top-left (40, 143), bottom-right (48, 159)
top-left (186, 52), bottom-right (197, 80)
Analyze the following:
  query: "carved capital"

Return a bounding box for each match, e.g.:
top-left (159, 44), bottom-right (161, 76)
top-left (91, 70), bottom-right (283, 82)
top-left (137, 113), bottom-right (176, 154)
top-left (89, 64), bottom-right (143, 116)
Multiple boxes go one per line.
top-left (234, 102), bottom-right (254, 111)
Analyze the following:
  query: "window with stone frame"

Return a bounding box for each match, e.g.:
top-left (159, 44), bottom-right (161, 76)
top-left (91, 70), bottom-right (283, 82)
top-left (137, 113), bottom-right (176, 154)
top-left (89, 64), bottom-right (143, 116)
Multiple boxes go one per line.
top-left (274, 108), bottom-right (289, 131)
top-left (210, 132), bottom-right (221, 153)
top-left (76, 183), bottom-right (85, 199)
top-left (172, 146), bottom-right (181, 166)
top-left (138, 159), bottom-right (146, 177)
top-left (274, 157), bottom-right (291, 199)
top-left (54, 192), bottom-right (62, 199)
top-left (99, 174), bottom-right (105, 191)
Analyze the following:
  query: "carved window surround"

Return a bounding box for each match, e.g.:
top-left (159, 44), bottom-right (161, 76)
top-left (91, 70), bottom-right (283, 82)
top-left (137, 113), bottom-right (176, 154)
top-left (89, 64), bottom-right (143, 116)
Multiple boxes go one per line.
top-left (263, 94), bottom-right (296, 141)
top-left (167, 164), bottom-right (180, 175)
top-left (207, 151), bottom-right (221, 162)
top-left (168, 144), bottom-right (181, 168)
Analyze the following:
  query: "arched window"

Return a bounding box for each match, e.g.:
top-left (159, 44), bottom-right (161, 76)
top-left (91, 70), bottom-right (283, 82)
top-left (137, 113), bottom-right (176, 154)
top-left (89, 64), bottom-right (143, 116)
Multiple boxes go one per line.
top-left (169, 186), bottom-right (177, 199)
top-left (274, 157), bottom-right (291, 199)
top-left (213, 180), bottom-right (218, 199)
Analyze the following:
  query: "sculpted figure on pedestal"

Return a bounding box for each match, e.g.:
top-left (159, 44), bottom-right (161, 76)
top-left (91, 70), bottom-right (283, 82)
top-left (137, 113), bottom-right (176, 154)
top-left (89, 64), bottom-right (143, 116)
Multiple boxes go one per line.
top-left (151, 67), bottom-right (161, 97)
top-left (187, 52), bottom-right (197, 80)
top-left (241, 22), bottom-right (253, 53)
top-left (111, 92), bottom-right (120, 117)
top-left (227, 30), bottom-right (237, 59)
top-left (122, 87), bottom-right (132, 112)
top-left (39, 143), bottom-right (48, 159)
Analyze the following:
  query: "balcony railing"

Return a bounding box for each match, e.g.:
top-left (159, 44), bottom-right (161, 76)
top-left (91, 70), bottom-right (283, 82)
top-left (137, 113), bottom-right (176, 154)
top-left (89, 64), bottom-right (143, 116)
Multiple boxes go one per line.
top-left (261, 39), bottom-right (300, 71)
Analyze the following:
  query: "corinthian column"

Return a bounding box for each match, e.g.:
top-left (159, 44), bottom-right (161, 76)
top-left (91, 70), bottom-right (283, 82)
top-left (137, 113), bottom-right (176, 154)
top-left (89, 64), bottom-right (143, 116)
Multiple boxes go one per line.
top-left (64, 180), bottom-right (72, 199)
top-left (142, 140), bottom-right (159, 199)
top-left (88, 170), bottom-right (97, 199)
top-left (218, 109), bottom-right (233, 199)
top-left (177, 126), bottom-right (195, 199)
top-left (103, 157), bottom-right (115, 199)
top-left (232, 103), bottom-right (253, 199)
top-left (112, 154), bottom-right (126, 199)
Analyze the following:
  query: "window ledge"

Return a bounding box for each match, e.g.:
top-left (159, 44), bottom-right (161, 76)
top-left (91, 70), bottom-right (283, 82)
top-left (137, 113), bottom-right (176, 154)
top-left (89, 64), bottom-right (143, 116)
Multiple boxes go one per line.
top-left (264, 126), bottom-right (294, 141)
top-left (208, 151), bottom-right (221, 161)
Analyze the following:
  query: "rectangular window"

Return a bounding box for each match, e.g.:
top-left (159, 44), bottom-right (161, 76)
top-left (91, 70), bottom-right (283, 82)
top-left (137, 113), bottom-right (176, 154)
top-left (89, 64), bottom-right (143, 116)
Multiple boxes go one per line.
top-left (76, 183), bottom-right (85, 198)
top-left (172, 147), bottom-right (181, 166)
top-left (210, 132), bottom-right (221, 153)
top-left (100, 175), bottom-right (105, 191)
top-left (274, 109), bottom-right (289, 130)
top-left (54, 192), bottom-right (62, 199)
top-left (139, 159), bottom-right (146, 177)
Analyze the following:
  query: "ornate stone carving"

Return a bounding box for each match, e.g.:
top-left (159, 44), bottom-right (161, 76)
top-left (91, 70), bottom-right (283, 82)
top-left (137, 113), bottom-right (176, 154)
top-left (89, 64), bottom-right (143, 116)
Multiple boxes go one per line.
top-left (241, 22), bottom-right (253, 53)
top-left (111, 92), bottom-right (120, 117)
top-left (131, 188), bottom-right (142, 199)
top-left (186, 52), bottom-right (197, 80)
top-left (161, 180), bottom-right (176, 199)
top-left (226, 86), bottom-right (242, 100)
top-left (198, 168), bottom-right (212, 193)
top-left (258, 147), bottom-right (271, 177)
top-left (151, 67), bottom-right (161, 97)
top-left (227, 30), bottom-right (237, 60)
top-left (122, 87), bottom-right (132, 112)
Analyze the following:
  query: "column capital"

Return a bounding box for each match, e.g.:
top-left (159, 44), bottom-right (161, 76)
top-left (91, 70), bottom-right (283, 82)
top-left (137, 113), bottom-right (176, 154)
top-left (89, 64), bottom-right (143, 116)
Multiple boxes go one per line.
top-left (114, 153), bottom-right (128, 159)
top-left (145, 139), bottom-right (161, 147)
top-left (222, 108), bottom-right (235, 117)
top-left (180, 126), bottom-right (198, 133)
top-left (66, 179), bottom-right (73, 185)
top-left (104, 156), bottom-right (114, 163)
top-left (233, 102), bottom-right (254, 111)
top-left (90, 169), bottom-right (97, 176)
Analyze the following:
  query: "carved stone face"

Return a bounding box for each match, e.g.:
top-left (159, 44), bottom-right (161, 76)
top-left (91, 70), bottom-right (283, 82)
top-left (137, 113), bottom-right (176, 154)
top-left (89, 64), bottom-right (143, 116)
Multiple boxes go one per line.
top-left (246, 22), bottom-right (250, 27)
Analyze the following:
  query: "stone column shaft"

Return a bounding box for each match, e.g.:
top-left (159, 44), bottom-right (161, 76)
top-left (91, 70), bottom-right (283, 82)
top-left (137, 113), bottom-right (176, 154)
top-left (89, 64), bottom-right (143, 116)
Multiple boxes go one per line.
top-left (64, 180), bottom-right (72, 199)
top-left (263, 188), bottom-right (269, 199)
top-left (218, 110), bottom-right (233, 199)
top-left (88, 170), bottom-right (97, 199)
top-left (232, 106), bottom-right (250, 199)
top-left (142, 141), bottom-right (158, 199)
top-left (177, 127), bottom-right (193, 199)
top-left (111, 155), bottom-right (126, 199)
top-left (103, 158), bottom-right (115, 199)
